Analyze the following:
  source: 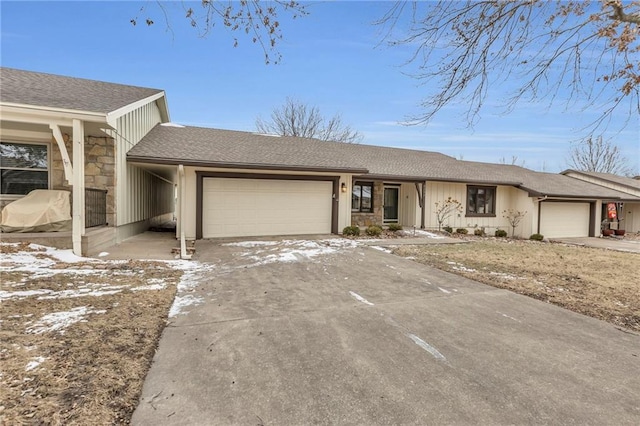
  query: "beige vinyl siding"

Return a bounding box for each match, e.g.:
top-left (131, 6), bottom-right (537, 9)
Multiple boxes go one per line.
top-left (112, 102), bottom-right (173, 227)
top-left (415, 182), bottom-right (534, 237)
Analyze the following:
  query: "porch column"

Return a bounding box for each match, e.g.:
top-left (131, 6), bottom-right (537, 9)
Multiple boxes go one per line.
top-left (415, 182), bottom-right (426, 229)
top-left (72, 119), bottom-right (85, 256)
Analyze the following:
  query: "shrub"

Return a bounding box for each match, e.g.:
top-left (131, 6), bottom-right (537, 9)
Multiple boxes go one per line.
top-left (387, 223), bottom-right (403, 232)
top-left (365, 225), bottom-right (383, 237)
top-left (530, 233), bottom-right (544, 241)
top-left (443, 226), bottom-right (453, 233)
top-left (474, 227), bottom-right (485, 236)
top-left (342, 226), bottom-right (360, 236)
top-left (455, 228), bottom-right (468, 234)
top-left (495, 229), bottom-right (508, 238)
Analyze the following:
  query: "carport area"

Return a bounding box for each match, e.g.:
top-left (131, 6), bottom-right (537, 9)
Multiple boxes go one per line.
top-left (132, 237), bottom-right (640, 425)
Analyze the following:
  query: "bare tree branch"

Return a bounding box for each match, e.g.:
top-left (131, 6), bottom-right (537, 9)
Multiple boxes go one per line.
top-left (132, 0), bottom-right (307, 64)
top-left (567, 135), bottom-right (634, 175)
top-left (255, 98), bottom-right (363, 143)
top-left (377, 1), bottom-right (640, 136)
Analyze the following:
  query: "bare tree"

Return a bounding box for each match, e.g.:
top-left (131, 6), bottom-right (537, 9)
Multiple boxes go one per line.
top-left (131, 1), bottom-right (307, 64)
top-left (499, 156), bottom-right (526, 167)
top-left (256, 98), bottom-right (363, 143)
top-left (568, 136), bottom-right (634, 175)
top-left (434, 197), bottom-right (463, 232)
top-left (376, 1), bottom-right (640, 136)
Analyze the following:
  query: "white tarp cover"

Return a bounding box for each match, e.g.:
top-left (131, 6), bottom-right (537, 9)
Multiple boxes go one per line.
top-left (1, 190), bottom-right (72, 233)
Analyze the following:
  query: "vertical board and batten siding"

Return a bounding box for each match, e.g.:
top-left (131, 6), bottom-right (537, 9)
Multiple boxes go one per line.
top-left (416, 182), bottom-right (535, 237)
top-left (113, 102), bottom-right (173, 227)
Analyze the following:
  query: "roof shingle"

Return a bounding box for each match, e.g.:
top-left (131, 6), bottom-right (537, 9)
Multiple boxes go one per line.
top-left (0, 67), bottom-right (163, 114)
top-left (128, 124), bottom-right (640, 201)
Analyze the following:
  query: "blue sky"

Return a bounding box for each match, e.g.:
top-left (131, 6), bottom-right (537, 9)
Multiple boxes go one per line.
top-left (1, 1), bottom-right (638, 173)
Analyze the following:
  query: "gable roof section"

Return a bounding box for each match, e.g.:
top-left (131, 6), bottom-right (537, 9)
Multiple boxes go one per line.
top-left (128, 124), bottom-right (640, 201)
top-left (0, 67), bottom-right (168, 120)
top-left (561, 170), bottom-right (640, 194)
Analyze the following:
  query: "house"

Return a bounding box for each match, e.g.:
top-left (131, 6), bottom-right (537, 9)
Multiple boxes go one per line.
top-left (2, 68), bottom-right (638, 257)
top-left (128, 125), bottom-right (639, 241)
top-left (0, 68), bottom-right (174, 254)
top-left (561, 170), bottom-right (640, 233)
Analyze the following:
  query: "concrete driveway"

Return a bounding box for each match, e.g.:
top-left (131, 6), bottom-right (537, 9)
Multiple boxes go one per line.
top-left (551, 236), bottom-right (640, 253)
top-left (132, 237), bottom-right (640, 425)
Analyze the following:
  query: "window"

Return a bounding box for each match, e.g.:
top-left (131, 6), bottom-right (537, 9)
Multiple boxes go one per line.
top-left (467, 186), bottom-right (496, 216)
top-left (352, 182), bottom-right (373, 213)
top-left (1, 142), bottom-right (49, 195)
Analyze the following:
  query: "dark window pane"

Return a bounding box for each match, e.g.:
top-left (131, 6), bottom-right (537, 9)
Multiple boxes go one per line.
top-left (0, 143), bottom-right (48, 169)
top-left (352, 185), bottom-right (361, 210)
top-left (486, 189), bottom-right (495, 214)
top-left (361, 185), bottom-right (372, 211)
top-left (1, 169), bottom-right (48, 194)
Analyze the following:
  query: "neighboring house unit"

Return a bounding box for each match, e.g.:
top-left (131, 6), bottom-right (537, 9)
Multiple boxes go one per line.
top-left (128, 125), bottom-right (639, 242)
top-left (562, 170), bottom-right (640, 233)
top-left (1, 68), bottom-right (638, 256)
top-left (0, 68), bottom-right (174, 254)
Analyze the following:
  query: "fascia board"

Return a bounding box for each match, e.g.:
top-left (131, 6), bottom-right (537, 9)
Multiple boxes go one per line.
top-left (0, 103), bottom-right (107, 125)
top-left (106, 91), bottom-right (168, 127)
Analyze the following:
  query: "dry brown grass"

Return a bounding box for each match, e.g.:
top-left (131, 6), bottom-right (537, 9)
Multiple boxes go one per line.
top-left (394, 239), bottom-right (640, 332)
top-left (0, 243), bottom-right (184, 425)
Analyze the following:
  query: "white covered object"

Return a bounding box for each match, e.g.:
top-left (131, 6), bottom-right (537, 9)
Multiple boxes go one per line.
top-left (1, 190), bottom-right (72, 233)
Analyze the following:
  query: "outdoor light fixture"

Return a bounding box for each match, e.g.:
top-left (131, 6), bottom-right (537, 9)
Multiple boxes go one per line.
top-left (341, 182), bottom-right (347, 193)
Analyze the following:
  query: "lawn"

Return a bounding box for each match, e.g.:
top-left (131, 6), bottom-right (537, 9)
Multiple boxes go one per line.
top-left (0, 242), bottom-right (204, 425)
top-left (394, 239), bottom-right (640, 332)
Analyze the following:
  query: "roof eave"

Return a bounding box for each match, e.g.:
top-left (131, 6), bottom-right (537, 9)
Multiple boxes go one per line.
top-left (127, 155), bottom-right (369, 175)
top-left (106, 91), bottom-right (169, 126)
top-left (0, 102), bottom-right (108, 125)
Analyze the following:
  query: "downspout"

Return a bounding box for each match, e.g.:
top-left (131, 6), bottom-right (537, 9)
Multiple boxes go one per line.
top-left (177, 165), bottom-right (191, 260)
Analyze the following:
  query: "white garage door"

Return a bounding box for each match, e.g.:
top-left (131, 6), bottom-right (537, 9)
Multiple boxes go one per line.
top-left (202, 178), bottom-right (333, 238)
top-left (539, 202), bottom-right (590, 238)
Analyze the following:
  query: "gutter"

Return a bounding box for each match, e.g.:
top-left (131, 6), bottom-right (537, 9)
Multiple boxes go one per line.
top-left (127, 155), bottom-right (369, 175)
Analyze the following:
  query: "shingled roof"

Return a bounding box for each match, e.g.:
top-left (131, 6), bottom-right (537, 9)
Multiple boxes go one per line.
top-left (561, 170), bottom-right (640, 193)
top-left (0, 67), bottom-right (163, 114)
top-left (128, 124), bottom-right (640, 201)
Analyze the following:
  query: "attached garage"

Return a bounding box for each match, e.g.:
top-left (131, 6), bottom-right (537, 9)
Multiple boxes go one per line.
top-left (197, 174), bottom-right (337, 239)
top-left (539, 201), bottom-right (592, 238)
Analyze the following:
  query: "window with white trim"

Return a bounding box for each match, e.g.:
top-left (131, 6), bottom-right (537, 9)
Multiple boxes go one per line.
top-left (0, 142), bottom-right (49, 195)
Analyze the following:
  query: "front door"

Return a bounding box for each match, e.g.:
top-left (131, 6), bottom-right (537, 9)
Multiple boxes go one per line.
top-left (383, 186), bottom-right (399, 223)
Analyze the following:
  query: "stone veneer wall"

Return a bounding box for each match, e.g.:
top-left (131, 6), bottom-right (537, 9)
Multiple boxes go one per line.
top-left (350, 181), bottom-right (384, 227)
top-left (51, 134), bottom-right (116, 227)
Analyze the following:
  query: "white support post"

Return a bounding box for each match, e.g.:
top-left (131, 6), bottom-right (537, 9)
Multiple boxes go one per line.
top-left (49, 124), bottom-right (74, 184)
top-left (72, 119), bottom-right (85, 256)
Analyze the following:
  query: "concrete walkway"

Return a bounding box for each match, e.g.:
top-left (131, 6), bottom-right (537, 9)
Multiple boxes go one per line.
top-left (361, 236), bottom-right (464, 247)
top-left (132, 237), bottom-right (640, 425)
top-left (552, 236), bottom-right (640, 253)
top-left (97, 231), bottom-right (179, 261)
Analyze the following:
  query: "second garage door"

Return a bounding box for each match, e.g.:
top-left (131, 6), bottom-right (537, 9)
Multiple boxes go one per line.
top-left (539, 202), bottom-right (590, 238)
top-left (202, 178), bottom-right (333, 238)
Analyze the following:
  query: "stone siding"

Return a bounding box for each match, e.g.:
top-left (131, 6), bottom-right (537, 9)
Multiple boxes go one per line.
top-left (351, 181), bottom-right (384, 227)
top-left (51, 134), bottom-right (116, 227)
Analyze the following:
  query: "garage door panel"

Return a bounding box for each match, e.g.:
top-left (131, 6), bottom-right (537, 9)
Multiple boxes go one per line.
top-left (203, 178), bottom-right (333, 238)
top-left (540, 202), bottom-right (590, 238)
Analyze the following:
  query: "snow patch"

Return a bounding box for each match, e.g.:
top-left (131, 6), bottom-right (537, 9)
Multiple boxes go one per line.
top-left (349, 291), bottom-right (374, 306)
top-left (25, 356), bottom-right (46, 371)
top-left (27, 306), bottom-right (107, 334)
